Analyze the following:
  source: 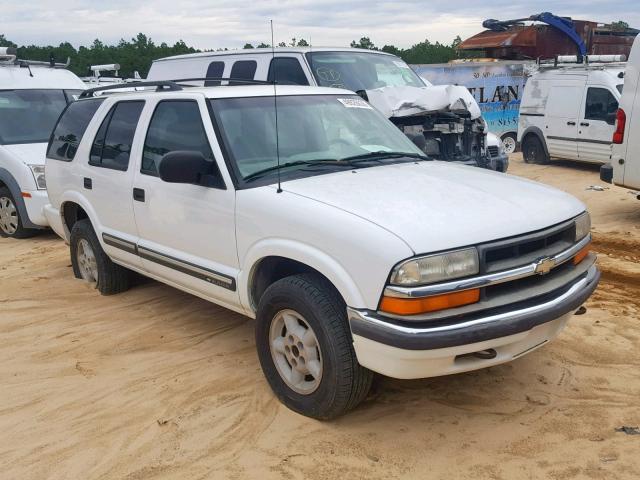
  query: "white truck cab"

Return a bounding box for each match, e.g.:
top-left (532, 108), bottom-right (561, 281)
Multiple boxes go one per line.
top-left (601, 37), bottom-right (640, 192)
top-left (518, 59), bottom-right (624, 165)
top-left (44, 81), bottom-right (598, 419)
top-left (0, 47), bottom-right (85, 238)
top-left (148, 48), bottom-right (508, 172)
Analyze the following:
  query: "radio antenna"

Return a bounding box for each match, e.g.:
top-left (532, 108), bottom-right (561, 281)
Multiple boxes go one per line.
top-left (271, 20), bottom-right (282, 193)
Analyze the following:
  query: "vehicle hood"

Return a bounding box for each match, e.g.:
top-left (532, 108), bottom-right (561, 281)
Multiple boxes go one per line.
top-left (281, 162), bottom-right (585, 254)
top-left (2, 143), bottom-right (48, 165)
top-left (365, 85), bottom-right (482, 119)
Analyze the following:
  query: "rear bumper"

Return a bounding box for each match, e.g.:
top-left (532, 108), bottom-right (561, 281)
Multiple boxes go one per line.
top-left (44, 204), bottom-right (67, 241)
top-left (600, 163), bottom-right (613, 184)
top-left (348, 265), bottom-right (599, 379)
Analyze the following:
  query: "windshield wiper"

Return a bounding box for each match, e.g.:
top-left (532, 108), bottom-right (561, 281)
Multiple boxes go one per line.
top-left (243, 159), bottom-right (352, 182)
top-left (339, 151), bottom-right (430, 163)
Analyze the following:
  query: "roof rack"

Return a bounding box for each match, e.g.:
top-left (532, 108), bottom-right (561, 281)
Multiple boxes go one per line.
top-left (78, 77), bottom-right (275, 98)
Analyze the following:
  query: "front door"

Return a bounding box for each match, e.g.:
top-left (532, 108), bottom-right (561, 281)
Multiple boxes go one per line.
top-left (577, 86), bottom-right (618, 163)
top-left (544, 82), bottom-right (584, 160)
top-left (131, 97), bottom-right (240, 309)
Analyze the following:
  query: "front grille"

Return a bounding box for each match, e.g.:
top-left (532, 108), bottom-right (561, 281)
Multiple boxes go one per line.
top-left (487, 145), bottom-right (499, 157)
top-left (478, 219), bottom-right (576, 273)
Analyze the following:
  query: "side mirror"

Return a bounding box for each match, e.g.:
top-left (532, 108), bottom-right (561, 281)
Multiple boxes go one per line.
top-left (158, 151), bottom-right (225, 188)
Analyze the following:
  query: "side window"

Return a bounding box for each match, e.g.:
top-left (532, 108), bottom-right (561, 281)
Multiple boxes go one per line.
top-left (229, 60), bottom-right (257, 85)
top-left (205, 61), bottom-right (225, 86)
top-left (267, 57), bottom-right (309, 85)
top-left (47, 98), bottom-right (104, 161)
top-left (89, 101), bottom-right (144, 171)
top-left (585, 87), bottom-right (618, 124)
top-left (142, 100), bottom-right (218, 181)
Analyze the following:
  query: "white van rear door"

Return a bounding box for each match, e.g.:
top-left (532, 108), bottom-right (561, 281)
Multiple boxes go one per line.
top-left (545, 83), bottom-right (583, 160)
top-left (577, 87), bottom-right (618, 163)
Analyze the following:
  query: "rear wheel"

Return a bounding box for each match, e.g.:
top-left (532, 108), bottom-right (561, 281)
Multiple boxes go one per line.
top-left (501, 133), bottom-right (518, 155)
top-left (522, 135), bottom-right (549, 164)
top-left (0, 187), bottom-right (38, 239)
top-left (256, 273), bottom-right (373, 419)
top-left (70, 219), bottom-right (130, 295)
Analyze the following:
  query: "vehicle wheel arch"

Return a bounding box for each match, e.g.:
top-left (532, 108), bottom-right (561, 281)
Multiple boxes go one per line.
top-left (521, 127), bottom-right (549, 158)
top-left (0, 167), bottom-right (37, 229)
top-left (242, 242), bottom-right (367, 314)
top-left (60, 194), bottom-right (100, 242)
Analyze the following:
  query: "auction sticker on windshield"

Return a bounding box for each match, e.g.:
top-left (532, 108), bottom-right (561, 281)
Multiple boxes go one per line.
top-left (337, 98), bottom-right (372, 109)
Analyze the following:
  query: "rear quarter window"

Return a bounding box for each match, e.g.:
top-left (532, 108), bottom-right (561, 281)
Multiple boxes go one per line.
top-left (47, 98), bottom-right (105, 161)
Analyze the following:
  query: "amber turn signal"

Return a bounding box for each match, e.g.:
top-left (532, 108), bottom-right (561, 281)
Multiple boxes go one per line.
top-left (380, 288), bottom-right (480, 315)
top-left (573, 243), bottom-right (591, 265)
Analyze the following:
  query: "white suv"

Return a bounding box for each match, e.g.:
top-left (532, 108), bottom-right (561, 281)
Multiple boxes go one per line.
top-left (45, 80), bottom-right (599, 419)
top-left (0, 47), bottom-right (85, 238)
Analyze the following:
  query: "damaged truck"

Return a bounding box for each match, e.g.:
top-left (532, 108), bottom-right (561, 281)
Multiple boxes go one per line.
top-left (146, 47), bottom-right (508, 172)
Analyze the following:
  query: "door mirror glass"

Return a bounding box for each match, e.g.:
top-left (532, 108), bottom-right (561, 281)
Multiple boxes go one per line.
top-left (158, 150), bottom-right (224, 188)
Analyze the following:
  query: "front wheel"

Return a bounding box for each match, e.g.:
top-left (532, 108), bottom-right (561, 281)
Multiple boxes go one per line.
top-left (0, 187), bottom-right (38, 239)
top-left (256, 273), bottom-right (373, 419)
top-left (522, 135), bottom-right (549, 164)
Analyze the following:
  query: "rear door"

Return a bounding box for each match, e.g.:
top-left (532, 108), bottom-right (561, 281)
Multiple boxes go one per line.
top-left (577, 86), bottom-right (618, 163)
top-left (78, 99), bottom-right (145, 267)
top-left (544, 81), bottom-right (584, 160)
top-left (131, 95), bottom-right (240, 307)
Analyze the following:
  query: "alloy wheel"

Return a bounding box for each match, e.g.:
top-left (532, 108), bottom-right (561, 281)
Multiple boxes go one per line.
top-left (0, 196), bottom-right (18, 235)
top-left (77, 238), bottom-right (99, 285)
top-left (269, 309), bottom-right (323, 395)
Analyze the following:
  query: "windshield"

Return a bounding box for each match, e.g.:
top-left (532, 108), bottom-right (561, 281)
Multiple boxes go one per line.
top-left (211, 94), bottom-right (424, 183)
top-left (306, 52), bottom-right (425, 91)
top-left (0, 89), bottom-right (69, 145)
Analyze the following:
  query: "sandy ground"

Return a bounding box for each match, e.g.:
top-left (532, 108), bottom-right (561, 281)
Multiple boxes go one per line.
top-left (1, 154), bottom-right (640, 480)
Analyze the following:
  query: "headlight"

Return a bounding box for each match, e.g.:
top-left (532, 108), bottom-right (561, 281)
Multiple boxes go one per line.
top-left (28, 164), bottom-right (46, 190)
top-left (575, 212), bottom-right (591, 241)
top-left (390, 248), bottom-right (479, 286)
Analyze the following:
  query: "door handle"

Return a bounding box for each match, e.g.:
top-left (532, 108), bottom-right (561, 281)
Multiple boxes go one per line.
top-left (83, 177), bottom-right (92, 190)
top-left (580, 122), bottom-right (590, 127)
top-left (133, 188), bottom-right (145, 202)
top-left (567, 121), bottom-right (576, 126)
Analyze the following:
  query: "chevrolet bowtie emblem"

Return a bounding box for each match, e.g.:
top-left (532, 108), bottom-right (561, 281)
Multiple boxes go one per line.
top-left (534, 257), bottom-right (556, 275)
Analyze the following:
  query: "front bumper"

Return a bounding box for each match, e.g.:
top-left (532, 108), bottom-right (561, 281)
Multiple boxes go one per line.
top-left (21, 189), bottom-right (49, 228)
top-left (348, 264), bottom-right (599, 379)
top-left (44, 204), bottom-right (66, 241)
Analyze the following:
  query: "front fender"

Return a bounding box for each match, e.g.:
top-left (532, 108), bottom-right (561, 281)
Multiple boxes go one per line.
top-left (519, 126), bottom-right (549, 158)
top-left (0, 167), bottom-right (43, 229)
top-left (239, 238), bottom-right (367, 313)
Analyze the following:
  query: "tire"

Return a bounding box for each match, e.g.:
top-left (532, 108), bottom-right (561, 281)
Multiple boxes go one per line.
top-left (0, 187), bottom-right (39, 239)
top-left (522, 135), bottom-right (549, 164)
top-left (501, 133), bottom-right (518, 155)
top-left (256, 273), bottom-right (373, 419)
top-left (70, 219), bottom-right (130, 295)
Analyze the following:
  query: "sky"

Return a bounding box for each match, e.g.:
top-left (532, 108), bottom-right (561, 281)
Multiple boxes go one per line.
top-left (2, 0), bottom-right (638, 50)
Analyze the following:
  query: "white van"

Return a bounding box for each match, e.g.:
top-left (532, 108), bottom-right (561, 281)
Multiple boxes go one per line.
top-left (147, 48), bottom-right (508, 172)
top-left (518, 61), bottom-right (624, 165)
top-left (0, 48), bottom-right (85, 238)
top-left (601, 37), bottom-right (640, 191)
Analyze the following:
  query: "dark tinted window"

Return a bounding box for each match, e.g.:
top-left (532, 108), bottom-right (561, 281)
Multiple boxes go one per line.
top-left (267, 57), bottom-right (309, 85)
top-left (142, 100), bottom-right (215, 178)
top-left (229, 60), bottom-right (257, 85)
top-left (585, 88), bottom-right (618, 123)
top-left (0, 89), bottom-right (66, 146)
top-left (205, 61), bottom-right (225, 86)
top-left (47, 98), bottom-right (104, 161)
top-left (89, 101), bottom-right (144, 171)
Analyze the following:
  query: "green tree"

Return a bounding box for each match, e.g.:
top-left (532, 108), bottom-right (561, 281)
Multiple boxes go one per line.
top-left (609, 20), bottom-right (629, 31)
top-left (243, 43), bottom-right (255, 49)
top-left (0, 34), bottom-right (17, 48)
top-left (350, 37), bottom-right (377, 50)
